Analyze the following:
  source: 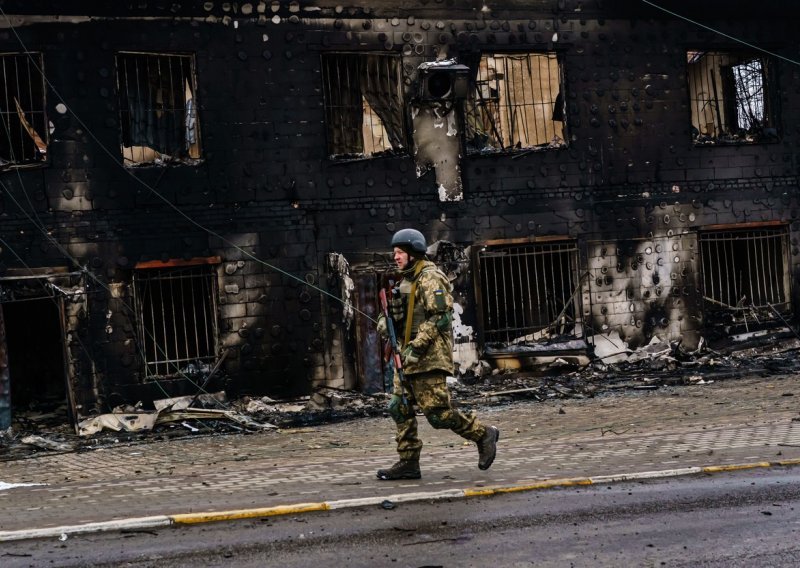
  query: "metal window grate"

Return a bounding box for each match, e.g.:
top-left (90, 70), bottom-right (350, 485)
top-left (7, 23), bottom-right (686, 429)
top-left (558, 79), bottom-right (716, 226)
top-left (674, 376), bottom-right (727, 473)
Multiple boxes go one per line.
top-left (687, 50), bottom-right (777, 144)
top-left (465, 52), bottom-right (565, 154)
top-left (116, 52), bottom-right (201, 165)
top-left (700, 228), bottom-right (790, 312)
top-left (477, 242), bottom-right (580, 344)
top-left (133, 265), bottom-right (218, 378)
top-left (321, 53), bottom-right (406, 160)
top-left (0, 52), bottom-right (48, 166)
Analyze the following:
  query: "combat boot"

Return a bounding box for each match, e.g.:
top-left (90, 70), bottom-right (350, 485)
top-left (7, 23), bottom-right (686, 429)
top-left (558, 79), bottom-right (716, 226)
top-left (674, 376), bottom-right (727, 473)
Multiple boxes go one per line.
top-left (376, 459), bottom-right (421, 480)
top-left (477, 425), bottom-right (500, 470)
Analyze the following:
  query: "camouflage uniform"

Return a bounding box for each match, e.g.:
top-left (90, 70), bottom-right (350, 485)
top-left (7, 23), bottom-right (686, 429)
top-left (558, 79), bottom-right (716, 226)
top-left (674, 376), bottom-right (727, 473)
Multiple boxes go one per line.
top-left (387, 260), bottom-right (487, 461)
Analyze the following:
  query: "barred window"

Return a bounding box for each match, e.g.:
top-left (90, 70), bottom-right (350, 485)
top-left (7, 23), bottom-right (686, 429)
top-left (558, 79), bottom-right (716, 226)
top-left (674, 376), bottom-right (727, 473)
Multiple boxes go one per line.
top-left (116, 52), bottom-right (201, 166)
top-left (321, 53), bottom-right (407, 160)
top-left (700, 226), bottom-right (790, 323)
top-left (687, 50), bottom-right (779, 145)
top-left (476, 241), bottom-right (581, 346)
top-left (465, 52), bottom-right (566, 155)
top-left (0, 53), bottom-right (48, 167)
top-left (133, 262), bottom-right (218, 378)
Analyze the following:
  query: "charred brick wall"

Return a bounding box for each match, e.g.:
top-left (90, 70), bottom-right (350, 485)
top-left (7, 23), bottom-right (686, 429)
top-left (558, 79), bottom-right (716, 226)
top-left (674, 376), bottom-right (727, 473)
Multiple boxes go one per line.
top-left (0, 1), bottom-right (797, 416)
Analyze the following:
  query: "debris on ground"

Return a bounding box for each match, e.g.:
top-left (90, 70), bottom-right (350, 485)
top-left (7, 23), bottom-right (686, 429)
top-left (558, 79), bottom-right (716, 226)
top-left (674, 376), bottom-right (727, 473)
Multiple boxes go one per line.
top-left (153, 391), bottom-right (228, 411)
top-left (230, 389), bottom-right (390, 429)
top-left (2, 327), bottom-right (799, 460)
top-left (77, 408), bottom-right (277, 437)
top-left (20, 435), bottom-right (73, 452)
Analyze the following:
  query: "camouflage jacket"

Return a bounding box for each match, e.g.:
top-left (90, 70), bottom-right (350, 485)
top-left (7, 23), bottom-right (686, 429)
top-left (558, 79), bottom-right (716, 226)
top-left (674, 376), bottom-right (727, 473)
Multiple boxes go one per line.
top-left (397, 260), bottom-right (454, 375)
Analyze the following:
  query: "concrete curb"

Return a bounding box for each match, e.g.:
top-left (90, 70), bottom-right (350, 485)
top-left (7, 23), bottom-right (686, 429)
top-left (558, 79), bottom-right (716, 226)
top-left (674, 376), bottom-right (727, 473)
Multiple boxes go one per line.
top-left (0, 517), bottom-right (173, 543)
top-left (2, 458), bottom-right (799, 542)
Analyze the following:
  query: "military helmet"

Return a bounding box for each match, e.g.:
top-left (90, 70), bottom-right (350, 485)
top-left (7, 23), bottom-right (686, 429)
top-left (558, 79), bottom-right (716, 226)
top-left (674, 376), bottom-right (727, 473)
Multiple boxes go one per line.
top-left (391, 228), bottom-right (427, 255)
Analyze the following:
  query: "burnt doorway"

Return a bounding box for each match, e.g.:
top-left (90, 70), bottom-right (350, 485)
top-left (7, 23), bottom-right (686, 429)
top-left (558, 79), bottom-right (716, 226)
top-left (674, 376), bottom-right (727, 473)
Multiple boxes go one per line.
top-left (2, 296), bottom-right (68, 418)
top-left (351, 270), bottom-right (387, 394)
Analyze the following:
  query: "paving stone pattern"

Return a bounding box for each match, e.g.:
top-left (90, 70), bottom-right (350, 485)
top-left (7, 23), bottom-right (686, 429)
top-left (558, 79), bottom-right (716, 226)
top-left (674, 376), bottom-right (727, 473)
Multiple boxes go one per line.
top-left (1, 376), bottom-right (799, 532)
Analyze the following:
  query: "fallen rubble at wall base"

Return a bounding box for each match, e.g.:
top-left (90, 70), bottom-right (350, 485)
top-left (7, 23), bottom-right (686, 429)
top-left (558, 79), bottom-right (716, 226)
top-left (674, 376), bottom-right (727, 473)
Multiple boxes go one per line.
top-left (2, 327), bottom-right (798, 461)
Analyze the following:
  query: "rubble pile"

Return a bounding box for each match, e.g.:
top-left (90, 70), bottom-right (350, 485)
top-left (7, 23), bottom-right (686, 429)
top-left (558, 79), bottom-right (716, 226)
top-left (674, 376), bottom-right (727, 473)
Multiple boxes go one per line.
top-left (2, 329), bottom-right (799, 461)
top-left (229, 388), bottom-right (391, 428)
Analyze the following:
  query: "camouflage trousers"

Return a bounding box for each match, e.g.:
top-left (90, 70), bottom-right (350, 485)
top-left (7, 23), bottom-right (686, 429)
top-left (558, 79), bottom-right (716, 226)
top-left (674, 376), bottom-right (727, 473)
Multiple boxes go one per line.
top-left (388, 369), bottom-right (487, 461)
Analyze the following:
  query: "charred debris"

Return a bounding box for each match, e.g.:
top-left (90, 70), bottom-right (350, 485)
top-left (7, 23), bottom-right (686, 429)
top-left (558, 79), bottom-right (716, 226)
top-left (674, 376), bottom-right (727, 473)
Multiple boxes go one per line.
top-left (3, 327), bottom-right (799, 461)
top-left (0, 1), bottom-right (799, 452)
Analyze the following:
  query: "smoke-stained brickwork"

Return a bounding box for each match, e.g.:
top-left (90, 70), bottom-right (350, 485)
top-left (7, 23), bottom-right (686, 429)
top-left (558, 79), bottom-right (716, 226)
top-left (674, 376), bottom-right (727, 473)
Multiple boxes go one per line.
top-left (0, 1), bottom-right (796, 422)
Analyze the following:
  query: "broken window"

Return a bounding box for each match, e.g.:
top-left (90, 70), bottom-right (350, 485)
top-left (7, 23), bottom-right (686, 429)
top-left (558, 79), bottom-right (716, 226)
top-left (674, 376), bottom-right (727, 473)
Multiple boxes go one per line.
top-left (700, 226), bottom-right (790, 324)
top-left (464, 52), bottom-right (566, 155)
top-left (0, 52), bottom-right (48, 167)
top-left (687, 50), bottom-right (778, 144)
top-left (476, 240), bottom-right (581, 346)
top-left (116, 52), bottom-right (201, 166)
top-left (321, 53), bottom-right (407, 160)
top-left (132, 262), bottom-right (218, 378)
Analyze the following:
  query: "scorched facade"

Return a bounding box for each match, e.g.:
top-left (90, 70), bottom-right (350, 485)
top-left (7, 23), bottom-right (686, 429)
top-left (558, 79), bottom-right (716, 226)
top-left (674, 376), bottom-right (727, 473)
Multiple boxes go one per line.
top-left (0, 0), bottom-right (797, 429)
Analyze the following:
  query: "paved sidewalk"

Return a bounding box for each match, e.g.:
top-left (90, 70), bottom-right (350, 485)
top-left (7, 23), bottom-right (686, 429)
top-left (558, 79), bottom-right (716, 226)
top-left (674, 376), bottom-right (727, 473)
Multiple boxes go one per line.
top-left (1, 375), bottom-right (800, 539)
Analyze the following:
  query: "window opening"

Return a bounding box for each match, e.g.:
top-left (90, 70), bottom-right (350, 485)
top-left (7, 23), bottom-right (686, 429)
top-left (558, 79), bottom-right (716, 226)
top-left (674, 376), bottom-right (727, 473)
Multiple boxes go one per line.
top-left (0, 52), bottom-right (48, 167)
top-left (116, 52), bottom-right (201, 166)
top-left (321, 53), bottom-right (407, 160)
top-left (465, 52), bottom-right (565, 155)
top-left (476, 241), bottom-right (581, 346)
top-left (133, 264), bottom-right (218, 378)
top-left (699, 227), bottom-right (790, 324)
top-left (687, 50), bottom-right (778, 144)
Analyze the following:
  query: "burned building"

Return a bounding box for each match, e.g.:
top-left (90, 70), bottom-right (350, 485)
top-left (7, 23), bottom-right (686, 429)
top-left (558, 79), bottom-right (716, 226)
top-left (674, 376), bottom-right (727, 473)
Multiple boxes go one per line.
top-left (0, 0), bottom-right (797, 430)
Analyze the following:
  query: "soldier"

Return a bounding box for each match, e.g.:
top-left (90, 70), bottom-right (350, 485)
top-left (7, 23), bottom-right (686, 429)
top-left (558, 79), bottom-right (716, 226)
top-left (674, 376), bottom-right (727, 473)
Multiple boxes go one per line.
top-left (375, 228), bottom-right (499, 480)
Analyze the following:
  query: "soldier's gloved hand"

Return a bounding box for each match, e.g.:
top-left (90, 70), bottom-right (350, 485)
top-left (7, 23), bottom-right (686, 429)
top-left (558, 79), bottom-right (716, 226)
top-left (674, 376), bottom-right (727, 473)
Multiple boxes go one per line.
top-left (401, 343), bottom-right (423, 366)
top-left (376, 314), bottom-right (388, 338)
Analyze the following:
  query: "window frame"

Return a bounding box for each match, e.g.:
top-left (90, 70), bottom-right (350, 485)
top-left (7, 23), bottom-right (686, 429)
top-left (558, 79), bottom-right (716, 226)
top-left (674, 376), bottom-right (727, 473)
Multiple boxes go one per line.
top-left (463, 50), bottom-right (568, 157)
top-left (698, 223), bottom-right (791, 325)
top-left (473, 237), bottom-right (582, 350)
top-left (685, 48), bottom-right (780, 146)
top-left (114, 50), bottom-right (203, 167)
top-left (320, 51), bottom-right (410, 162)
top-left (132, 257), bottom-right (220, 380)
top-left (0, 51), bottom-right (49, 169)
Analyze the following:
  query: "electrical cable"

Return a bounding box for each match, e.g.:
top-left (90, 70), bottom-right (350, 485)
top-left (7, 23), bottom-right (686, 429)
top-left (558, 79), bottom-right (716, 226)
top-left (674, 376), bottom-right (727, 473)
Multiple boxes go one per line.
top-left (0, 16), bottom-right (306, 404)
top-left (0, 177), bottom-right (196, 401)
top-left (0, 84), bottom-right (121, 407)
top-left (0, 4), bottom-right (378, 325)
top-left (0, 7), bottom-right (415, 422)
top-left (0, 5), bottom-right (790, 332)
top-left (0, 108), bottom-right (51, 237)
top-left (0, 234), bottom-right (98, 391)
top-left (0, 138), bottom-right (103, 389)
top-left (640, 0), bottom-right (800, 67)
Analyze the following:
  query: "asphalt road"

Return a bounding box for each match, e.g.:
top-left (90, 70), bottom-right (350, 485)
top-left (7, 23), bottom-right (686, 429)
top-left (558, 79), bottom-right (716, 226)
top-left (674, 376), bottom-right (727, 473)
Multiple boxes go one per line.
top-left (3, 467), bottom-right (799, 567)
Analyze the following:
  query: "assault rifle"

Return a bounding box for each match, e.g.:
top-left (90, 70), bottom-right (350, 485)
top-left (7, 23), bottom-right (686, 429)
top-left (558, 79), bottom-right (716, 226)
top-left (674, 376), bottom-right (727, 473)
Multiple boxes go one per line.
top-left (379, 286), bottom-right (408, 402)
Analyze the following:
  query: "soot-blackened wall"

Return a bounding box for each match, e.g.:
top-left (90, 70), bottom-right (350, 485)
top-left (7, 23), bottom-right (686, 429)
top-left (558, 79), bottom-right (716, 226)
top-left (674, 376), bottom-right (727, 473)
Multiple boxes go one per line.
top-left (0, 1), bottom-right (797, 421)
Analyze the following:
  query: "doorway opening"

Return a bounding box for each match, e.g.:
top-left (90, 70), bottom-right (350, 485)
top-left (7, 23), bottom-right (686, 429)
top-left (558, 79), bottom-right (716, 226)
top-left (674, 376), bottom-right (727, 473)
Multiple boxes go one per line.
top-left (2, 296), bottom-right (69, 422)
